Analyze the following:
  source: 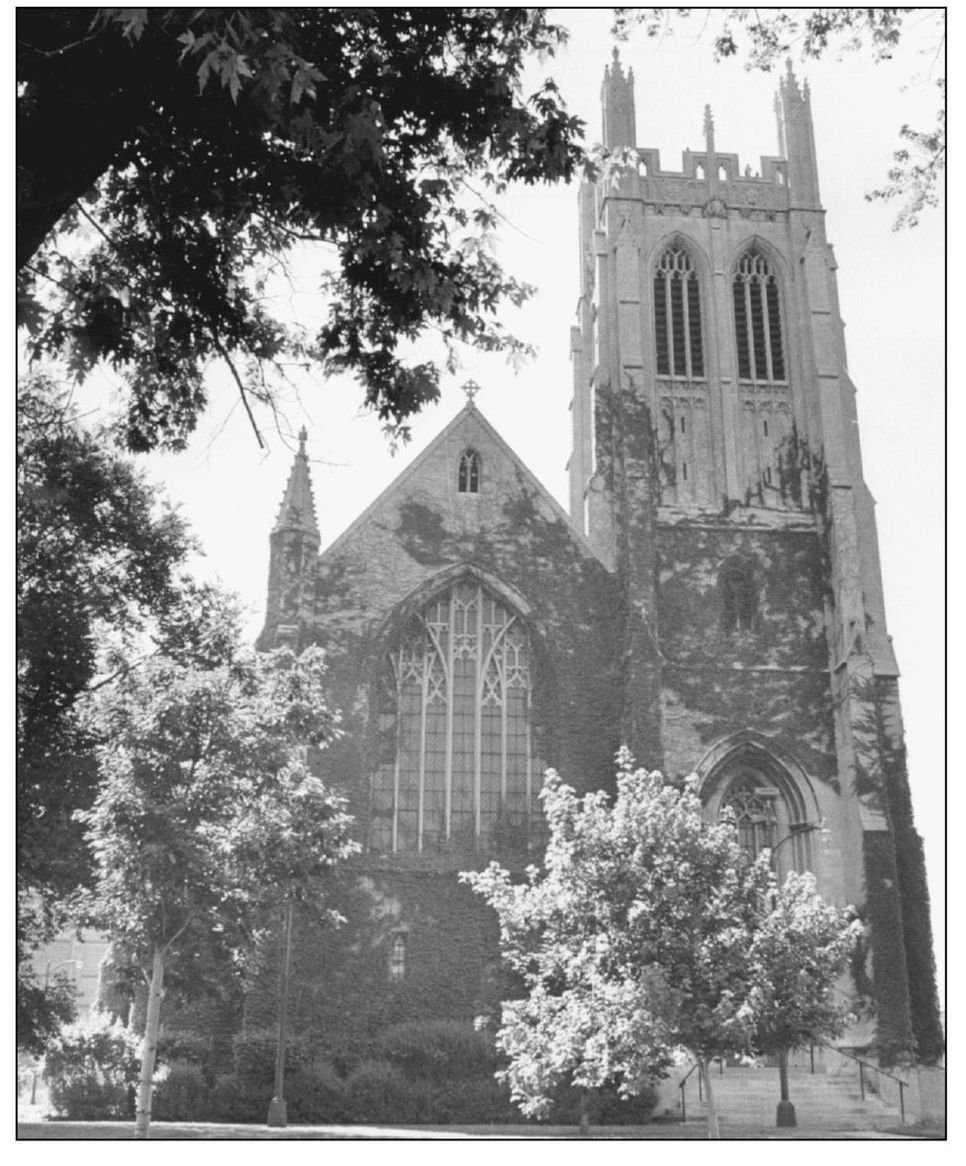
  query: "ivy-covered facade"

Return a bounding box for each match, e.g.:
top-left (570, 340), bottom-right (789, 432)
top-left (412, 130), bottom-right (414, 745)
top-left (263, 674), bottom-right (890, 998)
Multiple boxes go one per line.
top-left (253, 58), bottom-right (941, 1070)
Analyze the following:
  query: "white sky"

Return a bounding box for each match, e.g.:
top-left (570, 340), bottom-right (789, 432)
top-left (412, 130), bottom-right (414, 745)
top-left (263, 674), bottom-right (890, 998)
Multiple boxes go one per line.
top-left (44, 10), bottom-right (946, 997)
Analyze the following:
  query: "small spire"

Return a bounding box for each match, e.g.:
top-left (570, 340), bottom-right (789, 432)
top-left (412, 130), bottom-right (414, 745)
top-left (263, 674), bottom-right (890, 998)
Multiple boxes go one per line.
top-left (703, 104), bottom-right (715, 138)
top-left (273, 433), bottom-right (320, 538)
top-left (782, 57), bottom-right (803, 100)
top-left (462, 379), bottom-right (482, 408)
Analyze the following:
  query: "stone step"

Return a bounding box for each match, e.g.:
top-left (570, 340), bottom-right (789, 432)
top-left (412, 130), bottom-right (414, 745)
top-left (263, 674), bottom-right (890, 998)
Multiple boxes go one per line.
top-left (678, 1066), bottom-right (903, 1132)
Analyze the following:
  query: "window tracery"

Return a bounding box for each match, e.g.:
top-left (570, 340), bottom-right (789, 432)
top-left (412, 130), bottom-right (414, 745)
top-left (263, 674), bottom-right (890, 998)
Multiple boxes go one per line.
top-left (654, 245), bottom-right (711, 505)
top-left (733, 248), bottom-right (785, 382)
top-left (371, 579), bottom-right (537, 853)
top-left (457, 448), bottom-right (481, 494)
top-left (710, 752), bottom-right (814, 880)
top-left (654, 246), bottom-right (704, 379)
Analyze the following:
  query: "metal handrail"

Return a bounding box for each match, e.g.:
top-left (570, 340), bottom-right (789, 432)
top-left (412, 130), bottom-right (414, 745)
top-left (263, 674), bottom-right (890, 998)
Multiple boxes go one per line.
top-left (678, 1062), bottom-right (699, 1123)
top-left (820, 1042), bottom-right (909, 1123)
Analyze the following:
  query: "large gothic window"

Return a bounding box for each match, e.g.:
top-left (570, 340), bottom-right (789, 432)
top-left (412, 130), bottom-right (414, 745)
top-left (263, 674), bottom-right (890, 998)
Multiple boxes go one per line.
top-left (654, 246), bottom-right (704, 378)
top-left (371, 579), bottom-right (536, 853)
top-left (732, 248), bottom-right (786, 382)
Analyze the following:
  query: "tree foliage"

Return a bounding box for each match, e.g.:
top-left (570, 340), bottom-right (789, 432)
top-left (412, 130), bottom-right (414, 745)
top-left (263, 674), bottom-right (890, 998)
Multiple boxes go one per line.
top-left (79, 646), bottom-right (359, 1135)
top-left (17, 374), bottom-right (248, 1049)
top-left (465, 750), bottom-right (859, 1136)
top-left (17, 967), bottom-right (77, 1060)
top-left (18, 378), bottom-right (191, 930)
top-left (612, 8), bottom-right (945, 229)
top-left (18, 8), bottom-right (585, 450)
top-left (745, 872), bottom-right (862, 1058)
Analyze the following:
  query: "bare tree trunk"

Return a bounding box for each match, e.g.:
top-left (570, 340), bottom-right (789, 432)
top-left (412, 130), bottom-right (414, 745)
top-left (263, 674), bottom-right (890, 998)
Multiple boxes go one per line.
top-left (134, 947), bottom-right (165, 1139)
top-left (702, 1059), bottom-right (720, 1140)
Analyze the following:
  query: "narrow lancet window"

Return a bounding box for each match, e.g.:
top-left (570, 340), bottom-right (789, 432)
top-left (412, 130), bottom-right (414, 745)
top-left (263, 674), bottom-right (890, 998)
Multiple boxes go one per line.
top-left (389, 933), bottom-right (407, 981)
top-left (458, 448), bottom-right (481, 493)
top-left (733, 248), bottom-right (786, 382)
top-left (720, 557), bottom-right (757, 631)
top-left (654, 246), bottom-right (704, 378)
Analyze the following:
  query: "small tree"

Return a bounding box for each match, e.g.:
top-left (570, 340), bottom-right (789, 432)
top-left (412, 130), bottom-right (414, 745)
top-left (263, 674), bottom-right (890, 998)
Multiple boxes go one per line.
top-left (747, 872), bottom-right (861, 1126)
top-left (465, 750), bottom-right (774, 1137)
top-left (80, 646), bottom-right (358, 1138)
top-left (465, 750), bottom-right (860, 1137)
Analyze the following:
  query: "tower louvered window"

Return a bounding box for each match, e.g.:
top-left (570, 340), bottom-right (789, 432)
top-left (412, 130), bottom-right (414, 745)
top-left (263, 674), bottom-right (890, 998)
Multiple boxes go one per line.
top-left (371, 579), bottom-right (537, 853)
top-left (733, 249), bottom-right (786, 382)
top-left (654, 246), bottom-right (704, 378)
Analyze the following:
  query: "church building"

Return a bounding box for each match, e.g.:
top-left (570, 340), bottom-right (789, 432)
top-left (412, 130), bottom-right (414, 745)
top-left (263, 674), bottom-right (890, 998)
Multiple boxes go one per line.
top-left (254, 57), bottom-right (942, 1070)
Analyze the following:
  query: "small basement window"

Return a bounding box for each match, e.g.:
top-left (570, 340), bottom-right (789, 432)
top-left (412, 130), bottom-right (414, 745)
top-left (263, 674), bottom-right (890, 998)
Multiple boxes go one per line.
top-left (457, 448), bottom-right (481, 494)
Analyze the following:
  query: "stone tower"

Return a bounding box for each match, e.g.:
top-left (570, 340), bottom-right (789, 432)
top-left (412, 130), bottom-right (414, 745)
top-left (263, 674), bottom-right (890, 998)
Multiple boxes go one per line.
top-left (568, 52), bottom-right (941, 1063)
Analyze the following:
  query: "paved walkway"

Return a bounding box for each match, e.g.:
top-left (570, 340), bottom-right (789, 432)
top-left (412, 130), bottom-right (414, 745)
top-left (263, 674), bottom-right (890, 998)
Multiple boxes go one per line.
top-left (17, 1119), bottom-right (922, 1140)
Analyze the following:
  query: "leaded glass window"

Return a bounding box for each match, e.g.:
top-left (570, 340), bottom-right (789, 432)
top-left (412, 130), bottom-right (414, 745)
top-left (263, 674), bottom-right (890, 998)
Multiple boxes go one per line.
top-left (388, 933), bottom-right (406, 981)
top-left (371, 579), bottom-right (536, 852)
top-left (654, 246), bottom-right (704, 379)
top-left (458, 448), bottom-right (481, 493)
top-left (716, 763), bottom-right (812, 879)
top-left (722, 777), bottom-right (779, 861)
top-left (733, 248), bottom-right (786, 382)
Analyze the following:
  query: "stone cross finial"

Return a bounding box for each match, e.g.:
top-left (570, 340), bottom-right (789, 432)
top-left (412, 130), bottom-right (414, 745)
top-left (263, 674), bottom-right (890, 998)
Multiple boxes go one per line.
top-left (298, 425), bottom-right (308, 455)
top-left (462, 379), bottom-right (481, 407)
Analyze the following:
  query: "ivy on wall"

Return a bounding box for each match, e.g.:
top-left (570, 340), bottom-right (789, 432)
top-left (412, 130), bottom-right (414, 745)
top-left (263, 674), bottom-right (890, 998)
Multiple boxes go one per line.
top-left (861, 831), bottom-right (915, 1066)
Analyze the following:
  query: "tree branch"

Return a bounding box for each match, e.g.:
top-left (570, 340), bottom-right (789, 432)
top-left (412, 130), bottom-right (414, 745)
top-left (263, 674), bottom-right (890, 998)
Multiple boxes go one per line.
top-left (207, 330), bottom-right (265, 449)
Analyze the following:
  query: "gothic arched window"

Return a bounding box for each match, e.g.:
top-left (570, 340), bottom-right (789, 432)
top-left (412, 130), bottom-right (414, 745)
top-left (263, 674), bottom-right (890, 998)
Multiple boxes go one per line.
top-left (716, 763), bottom-right (813, 879)
top-left (722, 776), bottom-right (778, 860)
top-left (732, 248), bottom-right (786, 382)
top-left (457, 448), bottom-right (481, 494)
top-left (719, 557), bottom-right (757, 631)
top-left (654, 246), bottom-right (704, 379)
top-left (371, 579), bottom-right (537, 853)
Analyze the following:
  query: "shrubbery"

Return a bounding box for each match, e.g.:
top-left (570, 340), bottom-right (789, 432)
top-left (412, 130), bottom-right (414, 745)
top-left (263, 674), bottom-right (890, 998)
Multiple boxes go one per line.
top-left (378, 1019), bottom-right (500, 1083)
top-left (43, 1013), bottom-right (140, 1120)
top-left (103, 1019), bottom-right (659, 1126)
top-left (344, 1060), bottom-right (420, 1124)
top-left (152, 1062), bottom-right (210, 1121)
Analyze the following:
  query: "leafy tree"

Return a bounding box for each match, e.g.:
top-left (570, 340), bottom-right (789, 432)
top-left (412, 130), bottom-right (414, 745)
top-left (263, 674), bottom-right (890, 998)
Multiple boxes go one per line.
top-left (16, 374), bottom-right (212, 1044)
top-left (745, 872), bottom-right (861, 1126)
top-left (465, 750), bottom-right (859, 1137)
top-left (17, 966), bottom-right (77, 1060)
top-left (16, 376), bottom-right (251, 1047)
top-left (79, 646), bottom-right (358, 1138)
top-left (465, 751), bottom-right (771, 1137)
top-left (18, 8), bottom-right (585, 450)
top-left (612, 8), bottom-right (945, 228)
